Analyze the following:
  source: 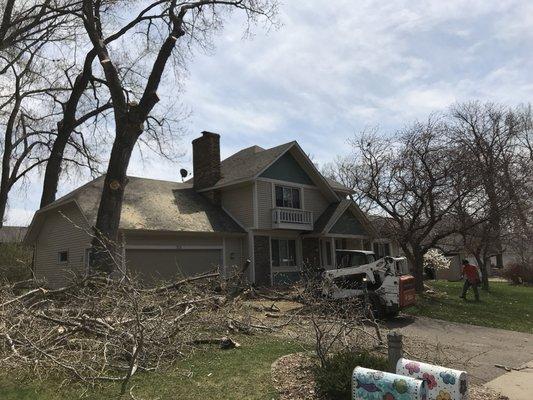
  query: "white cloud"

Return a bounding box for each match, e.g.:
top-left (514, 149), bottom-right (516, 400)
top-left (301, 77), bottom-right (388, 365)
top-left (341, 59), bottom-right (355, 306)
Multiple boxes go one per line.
top-left (5, 208), bottom-right (34, 226)
top-left (6, 0), bottom-right (533, 222)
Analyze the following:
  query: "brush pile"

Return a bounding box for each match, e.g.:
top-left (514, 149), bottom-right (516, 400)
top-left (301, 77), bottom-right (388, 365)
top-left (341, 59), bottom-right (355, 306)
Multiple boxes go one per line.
top-left (0, 272), bottom-right (259, 393)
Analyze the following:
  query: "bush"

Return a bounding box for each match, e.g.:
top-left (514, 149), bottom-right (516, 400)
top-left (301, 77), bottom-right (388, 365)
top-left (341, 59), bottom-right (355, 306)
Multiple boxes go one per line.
top-left (501, 262), bottom-right (533, 285)
top-left (0, 243), bottom-right (32, 283)
top-left (314, 350), bottom-right (388, 400)
top-left (0, 264), bottom-right (32, 282)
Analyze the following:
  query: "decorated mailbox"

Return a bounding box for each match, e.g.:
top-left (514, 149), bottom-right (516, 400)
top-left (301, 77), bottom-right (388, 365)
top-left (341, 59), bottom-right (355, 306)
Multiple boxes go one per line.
top-left (396, 358), bottom-right (468, 400)
top-left (352, 367), bottom-right (428, 400)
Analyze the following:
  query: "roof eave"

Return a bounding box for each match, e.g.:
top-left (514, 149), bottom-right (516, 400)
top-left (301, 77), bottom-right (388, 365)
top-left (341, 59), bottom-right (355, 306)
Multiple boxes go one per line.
top-left (23, 199), bottom-right (89, 244)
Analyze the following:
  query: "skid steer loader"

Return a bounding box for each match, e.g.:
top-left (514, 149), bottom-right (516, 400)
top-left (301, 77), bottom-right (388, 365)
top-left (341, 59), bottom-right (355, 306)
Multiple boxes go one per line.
top-left (321, 250), bottom-right (416, 317)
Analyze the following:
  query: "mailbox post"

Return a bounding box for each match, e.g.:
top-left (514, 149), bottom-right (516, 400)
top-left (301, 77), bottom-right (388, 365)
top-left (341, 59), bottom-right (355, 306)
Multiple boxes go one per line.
top-left (387, 331), bottom-right (403, 372)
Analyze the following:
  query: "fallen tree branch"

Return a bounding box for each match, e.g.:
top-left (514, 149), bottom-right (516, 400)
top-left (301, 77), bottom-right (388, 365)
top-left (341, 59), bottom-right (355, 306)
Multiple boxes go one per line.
top-left (148, 272), bottom-right (220, 293)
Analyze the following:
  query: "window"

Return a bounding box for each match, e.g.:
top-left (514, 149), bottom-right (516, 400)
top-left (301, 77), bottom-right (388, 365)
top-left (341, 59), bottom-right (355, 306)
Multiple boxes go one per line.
top-left (275, 185), bottom-right (301, 209)
top-left (58, 251), bottom-right (69, 263)
top-left (373, 242), bottom-right (391, 259)
top-left (336, 252), bottom-right (374, 268)
top-left (271, 238), bottom-right (297, 267)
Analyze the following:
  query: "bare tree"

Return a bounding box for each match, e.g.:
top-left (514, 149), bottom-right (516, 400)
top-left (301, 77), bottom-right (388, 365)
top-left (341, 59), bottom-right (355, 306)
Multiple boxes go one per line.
top-left (343, 118), bottom-right (473, 292)
top-left (322, 146), bottom-right (382, 214)
top-left (39, 49), bottom-right (112, 208)
top-left (0, 0), bottom-right (76, 71)
top-left (0, 0), bottom-right (92, 224)
top-left (0, 49), bottom-right (64, 226)
top-left (448, 102), bottom-right (531, 289)
top-left (76, 0), bottom-right (277, 273)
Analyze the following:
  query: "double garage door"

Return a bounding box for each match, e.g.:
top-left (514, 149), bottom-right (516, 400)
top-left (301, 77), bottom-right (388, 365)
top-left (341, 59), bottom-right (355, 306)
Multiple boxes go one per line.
top-left (126, 248), bottom-right (222, 284)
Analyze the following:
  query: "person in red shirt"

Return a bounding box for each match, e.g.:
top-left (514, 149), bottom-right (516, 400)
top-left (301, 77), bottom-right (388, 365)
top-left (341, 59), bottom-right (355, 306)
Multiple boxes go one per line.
top-left (460, 259), bottom-right (480, 301)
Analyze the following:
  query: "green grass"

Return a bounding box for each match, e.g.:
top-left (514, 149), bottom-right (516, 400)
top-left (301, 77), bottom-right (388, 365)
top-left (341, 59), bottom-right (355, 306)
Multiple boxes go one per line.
top-left (405, 280), bottom-right (533, 333)
top-left (0, 336), bottom-right (304, 400)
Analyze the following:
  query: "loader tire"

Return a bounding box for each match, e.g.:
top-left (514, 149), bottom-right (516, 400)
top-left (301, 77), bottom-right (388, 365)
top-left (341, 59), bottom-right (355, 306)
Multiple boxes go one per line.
top-left (367, 293), bottom-right (387, 320)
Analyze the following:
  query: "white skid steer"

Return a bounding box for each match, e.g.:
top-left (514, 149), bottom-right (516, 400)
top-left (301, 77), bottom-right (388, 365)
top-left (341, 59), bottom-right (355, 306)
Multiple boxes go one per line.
top-left (321, 250), bottom-right (416, 317)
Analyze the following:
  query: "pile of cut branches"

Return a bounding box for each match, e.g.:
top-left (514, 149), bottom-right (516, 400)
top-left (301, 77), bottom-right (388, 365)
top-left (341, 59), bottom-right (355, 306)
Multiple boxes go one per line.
top-left (0, 272), bottom-right (258, 394)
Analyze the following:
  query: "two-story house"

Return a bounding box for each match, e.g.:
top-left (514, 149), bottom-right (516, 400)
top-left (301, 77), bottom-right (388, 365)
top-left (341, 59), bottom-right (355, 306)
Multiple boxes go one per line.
top-left (24, 132), bottom-right (388, 288)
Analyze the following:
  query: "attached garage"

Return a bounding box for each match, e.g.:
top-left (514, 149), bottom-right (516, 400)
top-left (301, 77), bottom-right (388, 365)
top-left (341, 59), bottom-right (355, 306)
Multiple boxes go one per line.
top-left (24, 175), bottom-right (245, 288)
top-left (126, 247), bottom-right (223, 284)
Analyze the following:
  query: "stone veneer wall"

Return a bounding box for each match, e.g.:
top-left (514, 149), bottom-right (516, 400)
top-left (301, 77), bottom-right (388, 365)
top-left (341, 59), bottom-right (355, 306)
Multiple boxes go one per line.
top-left (253, 235), bottom-right (271, 286)
top-left (302, 237), bottom-right (320, 269)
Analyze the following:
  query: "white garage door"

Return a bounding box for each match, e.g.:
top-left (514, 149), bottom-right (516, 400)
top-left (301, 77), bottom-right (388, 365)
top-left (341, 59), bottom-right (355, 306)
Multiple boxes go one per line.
top-left (126, 248), bottom-right (222, 284)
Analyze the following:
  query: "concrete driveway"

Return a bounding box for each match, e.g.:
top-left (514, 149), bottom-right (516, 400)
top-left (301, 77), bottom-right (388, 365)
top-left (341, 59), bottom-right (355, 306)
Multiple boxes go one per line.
top-left (386, 316), bottom-right (533, 386)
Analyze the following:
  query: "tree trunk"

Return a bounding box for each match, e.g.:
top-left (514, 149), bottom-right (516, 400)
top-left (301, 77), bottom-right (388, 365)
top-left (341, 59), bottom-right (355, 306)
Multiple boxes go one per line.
top-left (40, 52), bottom-right (96, 208)
top-left (473, 253), bottom-right (489, 291)
top-left (0, 128), bottom-right (12, 227)
top-left (90, 125), bottom-right (139, 274)
top-left (40, 122), bottom-right (70, 208)
top-left (412, 251), bottom-right (425, 293)
top-left (0, 185), bottom-right (8, 227)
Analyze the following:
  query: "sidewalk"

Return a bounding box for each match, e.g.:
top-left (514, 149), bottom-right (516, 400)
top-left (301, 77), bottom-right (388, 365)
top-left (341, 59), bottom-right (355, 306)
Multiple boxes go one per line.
top-left (484, 360), bottom-right (533, 400)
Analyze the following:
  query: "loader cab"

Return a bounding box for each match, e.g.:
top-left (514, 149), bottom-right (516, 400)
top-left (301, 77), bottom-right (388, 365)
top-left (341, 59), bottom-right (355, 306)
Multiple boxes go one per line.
top-left (336, 250), bottom-right (376, 269)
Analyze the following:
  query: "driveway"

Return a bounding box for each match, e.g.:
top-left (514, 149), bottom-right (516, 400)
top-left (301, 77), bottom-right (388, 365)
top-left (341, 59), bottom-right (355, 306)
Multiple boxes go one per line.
top-left (386, 316), bottom-right (533, 385)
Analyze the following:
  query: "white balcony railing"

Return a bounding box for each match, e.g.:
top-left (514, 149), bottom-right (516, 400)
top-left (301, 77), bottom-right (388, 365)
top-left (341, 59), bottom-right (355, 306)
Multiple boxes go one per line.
top-left (271, 208), bottom-right (313, 230)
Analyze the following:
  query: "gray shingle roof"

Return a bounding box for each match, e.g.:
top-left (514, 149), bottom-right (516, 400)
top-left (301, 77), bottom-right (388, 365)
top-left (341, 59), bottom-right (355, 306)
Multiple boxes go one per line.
top-left (215, 142), bottom-right (295, 187)
top-left (45, 176), bottom-right (244, 234)
top-left (36, 140), bottom-right (350, 235)
top-left (325, 177), bottom-right (353, 193)
top-left (213, 142), bottom-right (352, 194)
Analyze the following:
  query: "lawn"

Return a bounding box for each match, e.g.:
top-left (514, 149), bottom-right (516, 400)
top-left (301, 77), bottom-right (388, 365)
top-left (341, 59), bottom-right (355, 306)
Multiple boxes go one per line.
top-left (405, 280), bottom-right (533, 333)
top-left (0, 336), bottom-right (305, 400)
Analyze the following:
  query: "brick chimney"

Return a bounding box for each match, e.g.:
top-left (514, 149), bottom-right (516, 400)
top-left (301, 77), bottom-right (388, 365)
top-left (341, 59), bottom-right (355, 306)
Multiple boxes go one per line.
top-left (192, 131), bottom-right (221, 192)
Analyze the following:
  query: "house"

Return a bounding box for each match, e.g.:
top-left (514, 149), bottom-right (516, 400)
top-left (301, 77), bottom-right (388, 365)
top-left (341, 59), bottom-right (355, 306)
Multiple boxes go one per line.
top-left (25, 132), bottom-right (390, 288)
top-left (0, 226), bottom-right (28, 244)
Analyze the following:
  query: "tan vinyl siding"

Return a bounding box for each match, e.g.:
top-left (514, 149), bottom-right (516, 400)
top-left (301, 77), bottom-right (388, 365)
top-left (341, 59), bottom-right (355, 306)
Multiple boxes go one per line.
top-left (221, 184), bottom-right (254, 228)
top-left (304, 187), bottom-right (330, 222)
top-left (34, 203), bottom-right (91, 288)
top-left (257, 180), bottom-right (273, 229)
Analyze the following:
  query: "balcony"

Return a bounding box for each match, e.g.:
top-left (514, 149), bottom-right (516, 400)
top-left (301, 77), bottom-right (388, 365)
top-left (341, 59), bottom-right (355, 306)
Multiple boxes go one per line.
top-left (271, 208), bottom-right (313, 231)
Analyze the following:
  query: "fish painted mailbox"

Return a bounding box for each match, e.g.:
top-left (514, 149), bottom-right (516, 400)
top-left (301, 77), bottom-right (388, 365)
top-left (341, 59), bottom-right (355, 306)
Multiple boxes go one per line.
top-left (396, 358), bottom-right (468, 400)
top-left (352, 367), bottom-right (428, 400)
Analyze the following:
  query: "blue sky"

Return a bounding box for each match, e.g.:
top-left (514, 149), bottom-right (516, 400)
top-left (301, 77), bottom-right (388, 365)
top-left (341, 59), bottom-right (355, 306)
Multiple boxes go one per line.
top-left (6, 0), bottom-right (533, 225)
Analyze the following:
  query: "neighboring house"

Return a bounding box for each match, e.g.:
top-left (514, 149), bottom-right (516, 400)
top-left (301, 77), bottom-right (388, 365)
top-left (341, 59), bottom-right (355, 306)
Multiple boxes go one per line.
top-left (0, 226), bottom-right (28, 244)
top-left (25, 132), bottom-right (384, 288)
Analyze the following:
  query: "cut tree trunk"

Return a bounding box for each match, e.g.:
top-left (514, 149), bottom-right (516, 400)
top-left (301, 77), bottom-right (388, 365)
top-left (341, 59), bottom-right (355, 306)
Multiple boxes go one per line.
top-left (90, 126), bottom-right (139, 274)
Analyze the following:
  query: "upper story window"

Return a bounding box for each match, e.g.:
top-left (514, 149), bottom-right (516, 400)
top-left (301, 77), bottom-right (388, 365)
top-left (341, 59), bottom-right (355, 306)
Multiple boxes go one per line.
top-left (275, 185), bottom-right (301, 209)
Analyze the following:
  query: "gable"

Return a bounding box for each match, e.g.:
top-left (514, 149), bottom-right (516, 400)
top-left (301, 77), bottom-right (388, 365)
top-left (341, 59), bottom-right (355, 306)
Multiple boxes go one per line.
top-left (259, 152), bottom-right (314, 185)
top-left (330, 209), bottom-right (368, 236)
